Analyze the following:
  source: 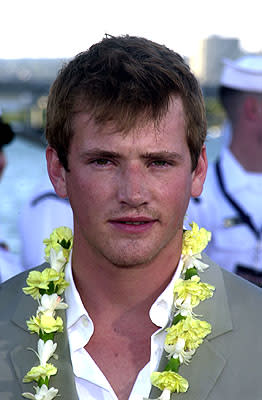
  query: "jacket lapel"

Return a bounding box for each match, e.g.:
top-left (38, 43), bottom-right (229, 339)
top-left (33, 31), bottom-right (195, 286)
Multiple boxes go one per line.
top-left (149, 255), bottom-right (232, 400)
top-left (10, 271), bottom-right (79, 399)
top-left (48, 311), bottom-right (79, 399)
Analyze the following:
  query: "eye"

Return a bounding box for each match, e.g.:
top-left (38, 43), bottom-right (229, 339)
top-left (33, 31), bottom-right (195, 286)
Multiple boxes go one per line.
top-left (91, 158), bottom-right (112, 166)
top-left (149, 159), bottom-right (171, 167)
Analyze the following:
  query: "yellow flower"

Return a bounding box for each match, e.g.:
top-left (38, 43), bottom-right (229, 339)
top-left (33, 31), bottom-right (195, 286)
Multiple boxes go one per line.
top-left (23, 269), bottom-right (69, 299)
top-left (23, 363), bottom-right (57, 383)
top-left (23, 269), bottom-right (61, 299)
top-left (43, 226), bottom-right (73, 259)
top-left (55, 272), bottom-right (70, 295)
top-left (151, 371), bottom-right (189, 393)
top-left (165, 316), bottom-right (211, 351)
top-left (174, 276), bottom-right (215, 308)
top-left (27, 314), bottom-right (64, 335)
top-left (182, 222), bottom-right (211, 256)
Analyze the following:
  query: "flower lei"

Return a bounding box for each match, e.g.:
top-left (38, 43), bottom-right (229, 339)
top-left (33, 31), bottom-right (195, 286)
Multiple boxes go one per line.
top-left (149, 222), bottom-right (214, 400)
top-left (21, 222), bottom-right (214, 400)
top-left (22, 227), bottom-right (73, 400)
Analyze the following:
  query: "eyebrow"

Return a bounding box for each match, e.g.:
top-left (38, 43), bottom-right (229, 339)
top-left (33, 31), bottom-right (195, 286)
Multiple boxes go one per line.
top-left (79, 149), bottom-right (120, 159)
top-left (141, 151), bottom-right (183, 161)
top-left (80, 149), bottom-right (183, 161)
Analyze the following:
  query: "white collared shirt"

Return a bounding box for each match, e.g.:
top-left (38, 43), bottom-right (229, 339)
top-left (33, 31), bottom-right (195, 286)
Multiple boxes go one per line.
top-left (186, 147), bottom-right (262, 273)
top-left (64, 257), bottom-right (183, 400)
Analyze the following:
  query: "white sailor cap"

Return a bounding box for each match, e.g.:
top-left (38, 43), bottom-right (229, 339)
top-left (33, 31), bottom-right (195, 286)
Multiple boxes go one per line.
top-left (220, 56), bottom-right (262, 92)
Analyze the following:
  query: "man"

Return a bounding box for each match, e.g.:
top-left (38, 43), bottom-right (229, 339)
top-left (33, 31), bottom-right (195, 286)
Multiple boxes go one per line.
top-left (187, 56), bottom-right (262, 286)
top-left (1, 36), bottom-right (262, 400)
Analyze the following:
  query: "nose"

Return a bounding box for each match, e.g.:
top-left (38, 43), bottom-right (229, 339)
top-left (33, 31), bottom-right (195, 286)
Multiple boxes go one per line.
top-left (117, 162), bottom-right (149, 207)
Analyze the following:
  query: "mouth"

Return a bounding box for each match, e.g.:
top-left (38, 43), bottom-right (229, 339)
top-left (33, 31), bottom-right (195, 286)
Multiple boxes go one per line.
top-left (114, 221), bottom-right (150, 225)
top-left (109, 217), bottom-right (157, 233)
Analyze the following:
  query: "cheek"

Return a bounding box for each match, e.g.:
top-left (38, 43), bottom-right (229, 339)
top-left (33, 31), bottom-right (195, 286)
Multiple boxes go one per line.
top-left (68, 172), bottom-right (114, 210)
top-left (159, 175), bottom-right (192, 213)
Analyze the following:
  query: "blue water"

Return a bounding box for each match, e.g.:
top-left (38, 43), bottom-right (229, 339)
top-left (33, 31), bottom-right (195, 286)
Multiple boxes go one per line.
top-left (0, 134), bottom-right (223, 257)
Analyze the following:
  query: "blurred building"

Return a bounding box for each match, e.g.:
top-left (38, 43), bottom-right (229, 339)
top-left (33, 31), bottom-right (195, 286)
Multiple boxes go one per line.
top-left (190, 35), bottom-right (243, 87)
top-left (0, 58), bottom-right (67, 142)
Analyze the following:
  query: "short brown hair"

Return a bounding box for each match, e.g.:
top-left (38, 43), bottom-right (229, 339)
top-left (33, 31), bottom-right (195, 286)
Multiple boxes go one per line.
top-left (46, 35), bottom-right (207, 171)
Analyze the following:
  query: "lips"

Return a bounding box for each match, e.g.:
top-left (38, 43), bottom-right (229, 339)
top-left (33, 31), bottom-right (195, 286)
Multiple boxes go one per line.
top-left (109, 217), bottom-right (157, 233)
top-left (110, 217), bottom-right (155, 223)
top-left (118, 221), bottom-right (148, 225)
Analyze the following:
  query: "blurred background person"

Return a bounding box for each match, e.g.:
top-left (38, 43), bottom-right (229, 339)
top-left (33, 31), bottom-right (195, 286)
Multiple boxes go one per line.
top-left (186, 55), bottom-right (262, 286)
top-left (0, 118), bottom-right (23, 282)
top-left (19, 176), bottom-right (73, 269)
top-left (0, 117), bottom-right (14, 179)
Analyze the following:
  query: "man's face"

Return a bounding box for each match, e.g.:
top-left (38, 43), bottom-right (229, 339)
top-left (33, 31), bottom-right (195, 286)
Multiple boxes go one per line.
top-left (48, 97), bottom-right (207, 268)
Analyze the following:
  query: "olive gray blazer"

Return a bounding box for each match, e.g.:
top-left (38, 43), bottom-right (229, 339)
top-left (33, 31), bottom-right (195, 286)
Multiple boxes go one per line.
top-left (1, 255), bottom-right (262, 400)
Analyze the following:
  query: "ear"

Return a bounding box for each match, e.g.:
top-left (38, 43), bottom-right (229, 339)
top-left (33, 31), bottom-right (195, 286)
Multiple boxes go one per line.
top-left (191, 145), bottom-right (208, 198)
top-left (244, 96), bottom-right (260, 121)
top-left (46, 146), bottom-right (68, 198)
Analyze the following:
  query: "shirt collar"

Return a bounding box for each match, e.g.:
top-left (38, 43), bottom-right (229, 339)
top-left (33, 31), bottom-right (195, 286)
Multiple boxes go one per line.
top-left (65, 252), bottom-right (90, 329)
top-left (149, 257), bottom-right (183, 328)
top-left (221, 148), bottom-right (248, 191)
top-left (221, 148), bottom-right (262, 192)
top-left (65, 253), bottom-right (183, 343)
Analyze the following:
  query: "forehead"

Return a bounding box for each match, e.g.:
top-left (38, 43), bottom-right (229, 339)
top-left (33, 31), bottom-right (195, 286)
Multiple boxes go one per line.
top-left (71, 96), bottom-right (186, 145)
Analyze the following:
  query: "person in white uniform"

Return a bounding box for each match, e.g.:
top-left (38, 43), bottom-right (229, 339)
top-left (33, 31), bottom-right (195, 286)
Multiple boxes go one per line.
top-left (19, 176), bottom-right (73, 269)
top-left (0, 118), bottom-right (23, 282)
top-left (187, 55), bottom-right (262, 286)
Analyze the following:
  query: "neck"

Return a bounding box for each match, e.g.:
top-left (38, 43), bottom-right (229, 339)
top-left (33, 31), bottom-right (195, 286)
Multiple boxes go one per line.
top-left (71, 238), bottom-right (182, 320)
top-left (230, 128), bottom-right (262, 172)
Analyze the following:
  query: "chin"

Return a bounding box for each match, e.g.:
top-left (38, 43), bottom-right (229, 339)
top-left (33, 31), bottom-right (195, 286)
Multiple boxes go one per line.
top-left (101, 244), bottom-right (163, 269)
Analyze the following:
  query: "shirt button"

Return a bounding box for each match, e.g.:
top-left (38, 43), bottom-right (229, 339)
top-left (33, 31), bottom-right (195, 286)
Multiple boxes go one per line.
top-left (82, 317), bottom-right (89, 327)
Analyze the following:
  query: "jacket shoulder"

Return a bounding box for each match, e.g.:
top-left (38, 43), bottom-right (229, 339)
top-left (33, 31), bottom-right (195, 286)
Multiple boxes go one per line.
top-left (0, 263), bottom-right (48, 315)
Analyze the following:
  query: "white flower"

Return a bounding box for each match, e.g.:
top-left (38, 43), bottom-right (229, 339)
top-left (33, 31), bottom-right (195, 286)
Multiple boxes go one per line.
top-left (174, 295), bottom-right (193, 317)
top-left (159, 388), bottom-right (171, 400)
top-left (145, 388), bottom-right (171, 400)
top-left (48, 247), bottom-right (67, 272)
top-left (165, 337), bottom-right (185, 358)
top-left (37, 293), bottom-right (68, 316)
top-left (182, 254), bottom-right (209, 273)
top-left (37, 339), bottom-right (57, 365)
top-left (164, 338), bottom-right (195, 365)
top-left (23, 384), bottom-right (58, 400)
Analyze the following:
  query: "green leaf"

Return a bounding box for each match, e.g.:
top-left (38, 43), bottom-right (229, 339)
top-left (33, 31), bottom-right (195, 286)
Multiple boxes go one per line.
top-left (164, 357), bottom-right (180, 372)
top-left (39, 331), bottom-right (55, 342)
top-left (58, 238), bottom-right (71, 249)
top-left (38, 376), bottom-right (49, 387)
top-left (185, 267), bottom-right (198, 280)
top-left (172, 314), bottom-right (186, 325)
top-left (46, 281), bottom-right (55, 295)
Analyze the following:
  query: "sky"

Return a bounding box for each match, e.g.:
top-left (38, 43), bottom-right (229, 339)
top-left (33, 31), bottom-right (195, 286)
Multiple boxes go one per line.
top-left (1, 0), bottom-right (261, 59)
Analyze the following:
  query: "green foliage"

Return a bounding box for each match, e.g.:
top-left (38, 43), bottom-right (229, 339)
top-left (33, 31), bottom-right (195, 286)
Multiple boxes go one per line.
top-left (185, 267), bottom-right (198, 280)
top-left (204, 96), bottom-right (225, 127)
top-left (164, 357), bottom-right (180, 372)
top-left (172, 314), bottom-right (186, 325)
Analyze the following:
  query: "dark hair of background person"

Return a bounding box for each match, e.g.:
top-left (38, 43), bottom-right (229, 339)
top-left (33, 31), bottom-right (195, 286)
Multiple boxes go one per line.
top-left (46, 34), bottom-right (207, 172)
top-left (0, 118), bottom-right (15, 150)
